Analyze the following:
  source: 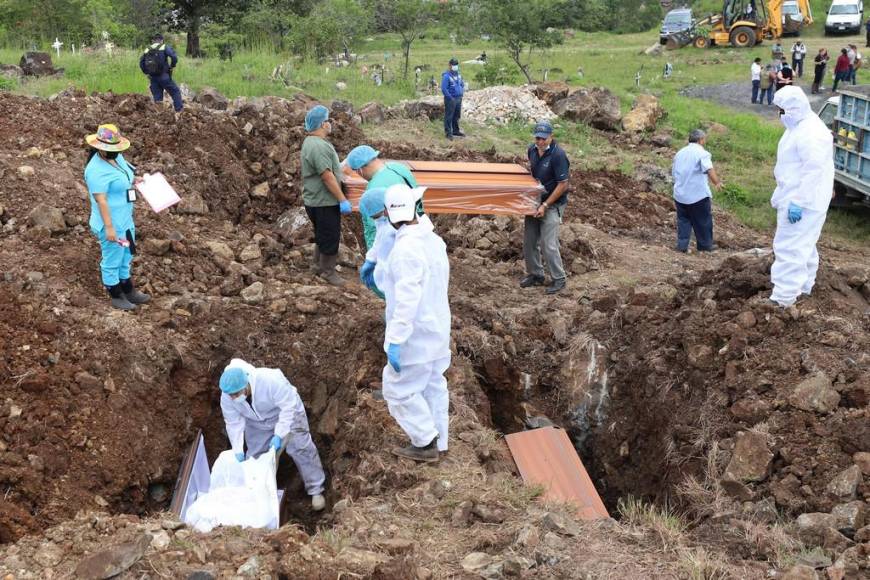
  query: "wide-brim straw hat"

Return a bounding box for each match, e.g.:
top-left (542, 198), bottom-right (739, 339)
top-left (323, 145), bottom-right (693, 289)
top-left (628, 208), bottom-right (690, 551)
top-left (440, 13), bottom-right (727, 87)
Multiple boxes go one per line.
top-left (85, 124), bottom-right (131, 152)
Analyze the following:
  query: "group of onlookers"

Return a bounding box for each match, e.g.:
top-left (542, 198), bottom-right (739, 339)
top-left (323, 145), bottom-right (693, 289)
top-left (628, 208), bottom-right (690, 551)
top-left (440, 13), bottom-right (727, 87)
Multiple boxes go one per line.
top-left (752, 39), bottom-right (863, 103)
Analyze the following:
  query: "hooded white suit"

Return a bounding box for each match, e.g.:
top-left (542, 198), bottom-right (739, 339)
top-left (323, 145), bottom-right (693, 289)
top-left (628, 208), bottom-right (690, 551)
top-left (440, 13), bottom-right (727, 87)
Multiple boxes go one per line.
top-left (376, 219), bottom-right (451, 451)
top-left (219, 359), bottom-right (326, 496)
top-left (770, 86), bottom-right (834, 306)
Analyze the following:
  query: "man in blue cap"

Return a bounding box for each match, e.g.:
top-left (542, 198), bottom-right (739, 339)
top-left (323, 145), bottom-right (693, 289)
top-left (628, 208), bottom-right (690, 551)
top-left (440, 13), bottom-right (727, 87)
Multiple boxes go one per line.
top-left (521, 120), bottom-right (570, 294)
top-left (441, 58), bottom-right (465, 140)
top-left (301, 104), bottom-right (353, 286)
top-left (346, 144), bottom-right (418, 250)
top-left (219, 358), bottom-right (326, 511)
top-left (139, 33), bottom-right (183, 112)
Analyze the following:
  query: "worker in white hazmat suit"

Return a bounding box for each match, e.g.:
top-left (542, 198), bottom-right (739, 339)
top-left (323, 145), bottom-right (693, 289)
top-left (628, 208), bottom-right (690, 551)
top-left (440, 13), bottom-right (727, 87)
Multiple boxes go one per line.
top-left (376, 183), bottom-right (451, 463)
top-left (219, 358), bottom-right (326, 510)
top-left (770, 86), bottom-right (834, 307)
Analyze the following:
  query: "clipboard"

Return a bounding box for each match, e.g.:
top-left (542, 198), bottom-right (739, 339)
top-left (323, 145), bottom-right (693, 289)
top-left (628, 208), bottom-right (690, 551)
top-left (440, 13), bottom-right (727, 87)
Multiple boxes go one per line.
top-left (135, 172), bottom-right (182, 213)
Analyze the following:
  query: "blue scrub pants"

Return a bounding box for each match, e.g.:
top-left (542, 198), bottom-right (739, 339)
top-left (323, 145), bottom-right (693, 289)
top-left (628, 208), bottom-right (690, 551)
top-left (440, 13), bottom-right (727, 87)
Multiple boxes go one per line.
top-left (149, 74), bottom-right (183, 111)
top-left (675, 198), bottom-right (714, 252)
top-left (95, 228), bottom-right (134, 286)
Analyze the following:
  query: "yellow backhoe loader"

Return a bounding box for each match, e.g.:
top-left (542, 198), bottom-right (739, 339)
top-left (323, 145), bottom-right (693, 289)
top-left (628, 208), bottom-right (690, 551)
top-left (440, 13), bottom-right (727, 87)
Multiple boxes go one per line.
top-left (666, 0), bottom-right (812, 49)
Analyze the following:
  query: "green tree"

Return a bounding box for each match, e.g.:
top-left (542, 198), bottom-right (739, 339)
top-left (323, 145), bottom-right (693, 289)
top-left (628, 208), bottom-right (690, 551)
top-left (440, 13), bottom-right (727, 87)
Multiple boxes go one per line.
top-left (168, 0), bottom-right (242, 57)
top-left (311, 0), bottom-right (371, 58)
top-left (368, 0), bottom-right (438, 79)
top-left (476, 0), bottom-right (562, 84)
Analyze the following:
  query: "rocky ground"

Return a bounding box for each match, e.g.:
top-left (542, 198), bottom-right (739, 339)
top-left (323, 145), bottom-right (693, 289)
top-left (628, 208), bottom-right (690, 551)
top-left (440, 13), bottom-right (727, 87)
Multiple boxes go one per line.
top-left (0, 90), bottom-right (868, 579)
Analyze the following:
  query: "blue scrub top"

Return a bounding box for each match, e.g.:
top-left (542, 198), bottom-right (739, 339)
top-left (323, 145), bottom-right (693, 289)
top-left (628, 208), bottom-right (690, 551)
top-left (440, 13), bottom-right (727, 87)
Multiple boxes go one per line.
top-left (84, 153), bottom-right (136, 233)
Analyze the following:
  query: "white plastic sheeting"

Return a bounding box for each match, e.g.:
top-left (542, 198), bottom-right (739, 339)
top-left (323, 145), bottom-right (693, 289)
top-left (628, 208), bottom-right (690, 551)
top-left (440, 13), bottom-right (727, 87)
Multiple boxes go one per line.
top-left (183, 449), bottom-right (281, 533)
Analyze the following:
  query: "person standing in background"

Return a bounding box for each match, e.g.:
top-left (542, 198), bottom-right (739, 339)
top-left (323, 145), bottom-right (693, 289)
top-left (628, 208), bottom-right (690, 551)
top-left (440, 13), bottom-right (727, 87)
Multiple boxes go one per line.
top-left (751, 57), bottom-right (763, 104)
top-left (441, 58), bottom-right (465, 140)
top-left (812, 48), bottom-right (829, 94)
top-left (790, 39), bottom-right (807, 78)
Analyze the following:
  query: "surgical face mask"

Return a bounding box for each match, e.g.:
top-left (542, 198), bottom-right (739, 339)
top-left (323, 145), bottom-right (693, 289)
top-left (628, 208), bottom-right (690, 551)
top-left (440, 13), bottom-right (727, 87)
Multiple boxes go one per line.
top-left (231, 388), bottom-right (248, 401)
top-left (375, 215), bottom-right (388, 225)
top-left (451, 65), bottom-right (459, 72)
top-left (780, 110), bottom-right (800, 130)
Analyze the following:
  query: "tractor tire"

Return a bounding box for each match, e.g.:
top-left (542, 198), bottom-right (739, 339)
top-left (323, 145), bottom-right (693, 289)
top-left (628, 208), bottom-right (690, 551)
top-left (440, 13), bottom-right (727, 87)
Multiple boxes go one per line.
top-left (729, 26), bottom-right (756, 48)
top-left (693, 36), bottom-right (709, 49)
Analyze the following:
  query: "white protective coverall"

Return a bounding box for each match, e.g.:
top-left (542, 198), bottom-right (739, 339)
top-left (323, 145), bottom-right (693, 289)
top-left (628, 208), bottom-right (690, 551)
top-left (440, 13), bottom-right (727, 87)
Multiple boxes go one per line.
top-left (375, 219), bottom-right (451, 451)
top-left (219, 359), bottom-right (326, 496)
top-left (770, 86), bottom-right (834, 306)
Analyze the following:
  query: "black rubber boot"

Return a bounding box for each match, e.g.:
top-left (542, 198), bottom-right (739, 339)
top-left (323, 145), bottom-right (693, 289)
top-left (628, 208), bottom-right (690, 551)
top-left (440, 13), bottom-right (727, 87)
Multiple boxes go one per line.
top-left (519, 274), bottom-right (545, 288)
top-left (545, 278), bottom-right (566, 295)
top-left (318, 254), bottom-right (345, 287)
top-left (311, 246), bottom-right (321, 272)
top-left (392, 437), bottom-right (439, 463)
top-left (107, 284), bottom-right (136, 310)
top-left (119, 278), bottom-right (151, 305)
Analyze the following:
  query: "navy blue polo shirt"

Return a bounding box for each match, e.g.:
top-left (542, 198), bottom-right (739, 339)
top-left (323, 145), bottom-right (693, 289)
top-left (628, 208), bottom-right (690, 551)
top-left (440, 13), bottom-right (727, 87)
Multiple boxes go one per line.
top-left (528, 141), bottom-right (570, 206)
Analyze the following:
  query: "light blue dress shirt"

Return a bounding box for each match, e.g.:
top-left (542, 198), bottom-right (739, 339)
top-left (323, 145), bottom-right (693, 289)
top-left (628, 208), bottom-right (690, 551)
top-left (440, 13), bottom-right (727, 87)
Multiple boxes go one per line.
top-left (671, 143), bottom-right (714, 205)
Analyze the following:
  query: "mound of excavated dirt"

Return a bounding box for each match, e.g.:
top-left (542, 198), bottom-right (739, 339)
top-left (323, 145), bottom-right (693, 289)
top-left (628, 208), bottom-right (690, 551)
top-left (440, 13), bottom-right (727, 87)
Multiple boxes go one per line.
top-left (0, 91), bottom-right (868, 578)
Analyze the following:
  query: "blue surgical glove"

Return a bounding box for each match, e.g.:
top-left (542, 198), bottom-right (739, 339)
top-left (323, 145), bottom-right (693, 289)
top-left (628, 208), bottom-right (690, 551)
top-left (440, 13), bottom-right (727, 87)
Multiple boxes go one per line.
top-left (360, 260), bottom-right (376, 287)
top-left (270, 435), bottom-right (283, 452)
top-left (387, 343), bottom-right (402, 373)
top-left (787, 202), bottom-right (803, 224)
top-left (339, 200), bottom-right (352, 214)
top-left (235, 452), bottom-right (245, 463)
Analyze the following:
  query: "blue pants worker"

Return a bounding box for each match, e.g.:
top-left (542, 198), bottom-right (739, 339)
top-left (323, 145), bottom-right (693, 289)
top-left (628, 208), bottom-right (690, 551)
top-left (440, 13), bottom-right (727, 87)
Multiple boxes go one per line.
top-left (751, 79), bottom-right (761, 103)
top-left (149, 73), bottom-right (183, 111)
top-left (792, 58), bottom-right (803, 78)
top-left (675, 198), bottom-right (714, 252)
top-left (444, 97), bottom-right (462, 137)
top-left (94, 227), bottom-right (134, 285)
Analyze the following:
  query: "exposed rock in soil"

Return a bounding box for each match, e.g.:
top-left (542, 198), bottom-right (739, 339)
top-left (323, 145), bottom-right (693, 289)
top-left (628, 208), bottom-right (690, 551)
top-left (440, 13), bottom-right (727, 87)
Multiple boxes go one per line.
top-left (193, 87), bottom-right (229, 111)
top-left (622, 94), bottom-right (666, 133)
top-left (552, 87), bottom-right (621, 131)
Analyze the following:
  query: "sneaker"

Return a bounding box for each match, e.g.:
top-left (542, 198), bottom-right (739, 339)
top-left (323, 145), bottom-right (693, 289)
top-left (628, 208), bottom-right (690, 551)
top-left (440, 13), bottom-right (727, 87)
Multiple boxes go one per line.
top-left (446, 134), bottom-right (453, 140)
top-left (392, 438), bottom-right (439, 463)
top-left (311, 494), bottom-right (326, 511)
top-left (545, 278), bottom-right (566, 295)
top-left (454, 131), bottom-right (466, 137)
top-left (519, 274), bottom-right (545, 288)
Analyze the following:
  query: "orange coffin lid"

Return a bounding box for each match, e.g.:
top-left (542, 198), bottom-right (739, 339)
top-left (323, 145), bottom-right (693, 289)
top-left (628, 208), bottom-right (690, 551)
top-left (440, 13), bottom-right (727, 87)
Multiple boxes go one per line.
top-left (505, 426), bottom-right (610, 521)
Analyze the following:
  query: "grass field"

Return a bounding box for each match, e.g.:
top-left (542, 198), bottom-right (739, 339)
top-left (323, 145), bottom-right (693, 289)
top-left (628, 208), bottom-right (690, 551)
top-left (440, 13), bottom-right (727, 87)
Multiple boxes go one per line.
top-left (2, 17), bottom-right (868, 242)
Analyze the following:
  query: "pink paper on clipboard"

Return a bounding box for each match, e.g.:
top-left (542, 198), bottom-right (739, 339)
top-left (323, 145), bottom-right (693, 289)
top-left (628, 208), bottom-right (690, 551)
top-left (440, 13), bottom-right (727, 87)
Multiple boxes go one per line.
top-left (135, 172), bottom-right (181, 213)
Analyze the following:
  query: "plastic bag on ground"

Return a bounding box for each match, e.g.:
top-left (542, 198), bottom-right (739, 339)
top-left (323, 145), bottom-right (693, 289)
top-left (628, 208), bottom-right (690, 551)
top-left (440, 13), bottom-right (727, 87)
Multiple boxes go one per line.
top-left (184, 449), bottom-right (279, 533)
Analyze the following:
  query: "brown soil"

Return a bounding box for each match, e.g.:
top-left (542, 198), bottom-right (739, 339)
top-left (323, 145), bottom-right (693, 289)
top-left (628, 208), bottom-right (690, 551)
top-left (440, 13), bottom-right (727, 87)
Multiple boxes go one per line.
top-left (0, 91), bottom-right (867, 578)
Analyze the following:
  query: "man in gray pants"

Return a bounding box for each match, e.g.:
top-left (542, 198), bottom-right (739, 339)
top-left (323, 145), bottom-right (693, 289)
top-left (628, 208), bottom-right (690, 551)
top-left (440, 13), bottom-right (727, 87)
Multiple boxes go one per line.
top-left (520, 120), bottom-right (570, 295)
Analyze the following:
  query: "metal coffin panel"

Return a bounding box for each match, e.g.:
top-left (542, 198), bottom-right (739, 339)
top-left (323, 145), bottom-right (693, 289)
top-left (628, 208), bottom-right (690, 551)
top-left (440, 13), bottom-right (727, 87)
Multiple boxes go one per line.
top-left (505, 426), bottom-right (609, 521)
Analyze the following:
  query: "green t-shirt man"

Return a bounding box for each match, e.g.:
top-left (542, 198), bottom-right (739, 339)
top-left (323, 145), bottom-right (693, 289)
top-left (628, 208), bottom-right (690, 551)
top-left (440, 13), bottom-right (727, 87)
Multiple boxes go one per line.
top-left (362, 162), bottom-right (418, 247)
top-left (301, 136), bottom-right (342, 207)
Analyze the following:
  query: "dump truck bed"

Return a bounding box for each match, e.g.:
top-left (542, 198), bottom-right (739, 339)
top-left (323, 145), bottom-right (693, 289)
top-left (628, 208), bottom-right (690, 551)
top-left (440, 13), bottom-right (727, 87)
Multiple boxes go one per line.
top-left (831, 87), bottom-right (870, 206)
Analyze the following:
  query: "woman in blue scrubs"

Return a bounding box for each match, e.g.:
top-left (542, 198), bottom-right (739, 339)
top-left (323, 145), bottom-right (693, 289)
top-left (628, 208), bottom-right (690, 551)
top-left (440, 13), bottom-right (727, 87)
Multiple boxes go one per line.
top-left (84, 124), bottom-right (150, 310)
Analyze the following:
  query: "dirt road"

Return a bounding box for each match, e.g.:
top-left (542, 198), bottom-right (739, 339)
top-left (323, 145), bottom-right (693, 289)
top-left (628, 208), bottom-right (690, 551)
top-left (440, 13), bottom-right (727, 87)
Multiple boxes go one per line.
top-left (682, 79), bottom-right (833, 120)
